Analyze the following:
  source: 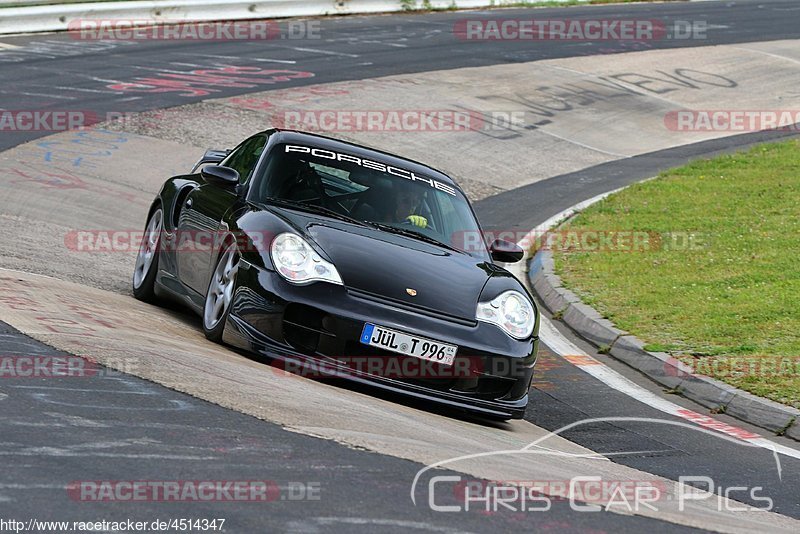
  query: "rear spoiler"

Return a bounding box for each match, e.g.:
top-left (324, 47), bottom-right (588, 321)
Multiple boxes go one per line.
top-left (191, 149), bottom-right (231, 173)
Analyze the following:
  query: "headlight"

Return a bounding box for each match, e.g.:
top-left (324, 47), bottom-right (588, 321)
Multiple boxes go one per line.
top-left (270, 232), bottom-right (343, 285)
top-left (476, 290), bottom-right (535, 339)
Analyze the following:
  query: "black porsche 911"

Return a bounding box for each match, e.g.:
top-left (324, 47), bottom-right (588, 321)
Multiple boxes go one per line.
top-left (132, 129), bottom-right (539, 419)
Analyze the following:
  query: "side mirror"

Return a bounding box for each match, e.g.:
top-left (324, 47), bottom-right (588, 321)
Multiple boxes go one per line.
top-left (489, 239), bottom-right (524, 263)
top-left (201, 165), bottom-right (239, 188)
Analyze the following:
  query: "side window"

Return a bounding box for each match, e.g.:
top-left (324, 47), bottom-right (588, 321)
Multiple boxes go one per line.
top-left (221, 135), bottom-right (268, 184)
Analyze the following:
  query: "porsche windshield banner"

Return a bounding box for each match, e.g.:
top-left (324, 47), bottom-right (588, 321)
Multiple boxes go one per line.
top-left (284, 144), bottom-right (458, 196)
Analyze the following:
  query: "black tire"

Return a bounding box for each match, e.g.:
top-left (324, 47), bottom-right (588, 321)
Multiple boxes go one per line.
top-left (202, 241), bottom-right (239, 342)
top-left (132, 206), bottom-right (163, 302)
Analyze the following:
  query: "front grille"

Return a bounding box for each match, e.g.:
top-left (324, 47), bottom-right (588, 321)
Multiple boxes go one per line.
top-left (449, 372), bottom-right (517, 399)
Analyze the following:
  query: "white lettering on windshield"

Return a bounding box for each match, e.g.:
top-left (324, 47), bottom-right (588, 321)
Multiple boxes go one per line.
top-left (284, 144), bottom-right (457, 196)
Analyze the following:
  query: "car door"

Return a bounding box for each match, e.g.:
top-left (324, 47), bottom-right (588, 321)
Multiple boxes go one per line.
top-left (176, 134), bottom-right (268, 294)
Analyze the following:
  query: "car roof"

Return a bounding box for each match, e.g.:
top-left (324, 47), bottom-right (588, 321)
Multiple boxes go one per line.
top-left (264, 128), bottom-right (459, 188)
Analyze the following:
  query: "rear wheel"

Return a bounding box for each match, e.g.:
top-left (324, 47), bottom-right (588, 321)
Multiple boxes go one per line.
top-left (203, 241), bottom-right (239, 342)
top-left (132, 207), bottom-right (163, 302)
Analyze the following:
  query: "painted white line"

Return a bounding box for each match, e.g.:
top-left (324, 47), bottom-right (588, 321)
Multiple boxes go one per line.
top-left (519, 187), bottom-right (627, 242)
top-left (248, 57), bottom-right (299, 64)
top-left (0, 42), bottom-right (20, 50)
top-left (127, 65), bottom-right (200, 74)
top-left (287, 46), bottom-right (359, 58)
top-left (169, 62), bottom-right (214, 68)
top-left (504, 188), bottom-right (800, 461)
top-left (43, 412), bottom-right (109, 428)
top-left (188, 54), bottom-right (297, 65)
top-left (359, 40), bottom-right (408, 48)
top-left (0, 451), bottom-right (216, 460)
top-left (0, 484), bottom-right (65, 490)
top-left (540, 318), bottom-right (800, 462)
top-left (730, 46), bottom-right (800, 66)
top-left (20, 66), bottom-right (141, 87)
top-left (529, 127), bottom-right (630, 158)
top-left (8, 385), bottom-right (154, 394)
top-left (35, 85), bottom-right (117, 95)
top-left (12, 91), bottom-right (76, 100)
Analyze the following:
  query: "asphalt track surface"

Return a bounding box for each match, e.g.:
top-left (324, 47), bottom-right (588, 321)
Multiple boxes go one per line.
top-left (1, 0), bottom-right (800, 152)
top-left (1, 0), bottom-right (800, 531)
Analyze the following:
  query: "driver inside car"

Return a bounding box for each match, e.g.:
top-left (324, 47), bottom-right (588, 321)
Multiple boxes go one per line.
top-left (350, 171), bottom-right (430, 228)
top-left (394, 188), bottom-right (428, 228)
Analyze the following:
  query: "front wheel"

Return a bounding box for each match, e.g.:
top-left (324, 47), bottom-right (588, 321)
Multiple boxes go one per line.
top-left (132, 207), bottom-right (163, 302)
top-left (203, 241), bottom-right (239, 342)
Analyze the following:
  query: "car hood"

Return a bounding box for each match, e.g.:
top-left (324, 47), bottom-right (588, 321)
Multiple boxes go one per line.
top-left (274, 208), bottom-right (493, 321)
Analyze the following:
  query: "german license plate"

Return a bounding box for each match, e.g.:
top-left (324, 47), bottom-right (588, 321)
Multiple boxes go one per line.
top-left (360, 323), bottom-right (457, 366)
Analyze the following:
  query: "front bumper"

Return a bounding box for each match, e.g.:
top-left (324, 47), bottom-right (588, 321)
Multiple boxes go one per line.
top-left (222, 261), bottom-right (538, 419)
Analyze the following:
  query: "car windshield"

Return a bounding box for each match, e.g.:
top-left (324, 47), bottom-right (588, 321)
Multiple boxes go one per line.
top-left (253, 143), bottom-right (489, 258)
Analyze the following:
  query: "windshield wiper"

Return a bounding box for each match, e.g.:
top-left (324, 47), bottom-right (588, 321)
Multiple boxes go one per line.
top-left (371, 223), bottom-right (464, 254)
top-left (263, 198), bottom-right (466, 254)
top-left (263, 197), bottom-right (369, 227)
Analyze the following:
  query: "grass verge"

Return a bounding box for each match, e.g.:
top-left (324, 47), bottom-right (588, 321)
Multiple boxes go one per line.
top-left (552, 140), bottom-right (800, 409)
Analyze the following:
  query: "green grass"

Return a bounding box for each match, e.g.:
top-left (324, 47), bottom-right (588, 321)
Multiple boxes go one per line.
top-left (552, 140), bottom-right (800, 409)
